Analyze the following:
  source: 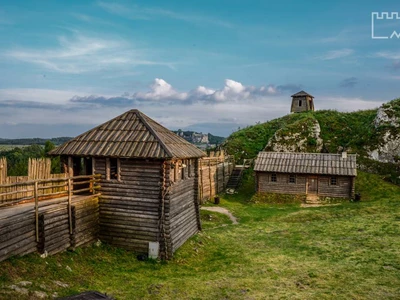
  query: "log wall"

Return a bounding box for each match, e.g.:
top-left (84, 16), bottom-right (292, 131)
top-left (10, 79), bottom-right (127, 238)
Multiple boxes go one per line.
top-left (317, 176), bottom-right (353, 198)
top-left (166, 159), bottom-right (200, 256)
top-left (257, 173), bottom-right (307, 194)
top-left (256, 172), bottom-right (354, 198)
top-left (0, 195), bottom-right (99, 262)
top-left (96, 158), bottom-right (163, 254)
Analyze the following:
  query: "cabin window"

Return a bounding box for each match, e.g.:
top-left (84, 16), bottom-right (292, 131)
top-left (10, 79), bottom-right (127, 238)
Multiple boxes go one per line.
top-left (271, 173), bottom-right (277, 182)
top-left (299, 100), bottom-right (302, 107)
top-left (106, 158), bottom-right (120, 181)
top-left (330, 177), bottom-right (337, 186)
top-left (289, 174), bottom-right (296, 184)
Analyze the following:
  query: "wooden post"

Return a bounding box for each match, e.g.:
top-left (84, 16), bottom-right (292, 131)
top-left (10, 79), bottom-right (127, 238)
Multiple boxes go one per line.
top-left (68, 157), bottom-right (74, 177)
top-left (68, 178), bottom-right (73, 234)
top-left (216, 159), bottom-right (219, 194)
top-left (222, 157), bottom-right (225, 189)
top-left (194, 159), bottom-right (202, 231)
top-left (34, 181), bottom-right (39, 242)
top-left (199, 161), bottom-right (203, 203)
top-left (208, 160), bottom-right (212, 200)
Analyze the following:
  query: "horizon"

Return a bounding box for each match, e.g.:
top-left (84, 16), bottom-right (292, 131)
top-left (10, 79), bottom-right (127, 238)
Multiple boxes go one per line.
top-left (1, 0), bottom-right (399, 138)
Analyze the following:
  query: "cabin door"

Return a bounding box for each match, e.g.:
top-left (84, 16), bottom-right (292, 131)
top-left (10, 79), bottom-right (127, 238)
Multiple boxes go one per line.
top-left (307, 176), bottom-right (318, 194)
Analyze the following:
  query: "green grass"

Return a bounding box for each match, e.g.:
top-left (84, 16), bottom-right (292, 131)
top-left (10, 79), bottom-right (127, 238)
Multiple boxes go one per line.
top-left (1, 171), bottom-right (400, 299)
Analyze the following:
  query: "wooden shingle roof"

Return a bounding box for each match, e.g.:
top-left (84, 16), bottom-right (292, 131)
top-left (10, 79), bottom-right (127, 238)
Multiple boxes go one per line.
top-left (49, 109), bottom-right (206, 159)
top-left (254, 152), bottom-right (357, 176)
top-left (291, 90), bottom-right (314, 98)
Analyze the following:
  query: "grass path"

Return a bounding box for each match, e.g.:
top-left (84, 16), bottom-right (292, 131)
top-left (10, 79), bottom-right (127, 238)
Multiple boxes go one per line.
top-left (200, 206), bottom-right (239, 224)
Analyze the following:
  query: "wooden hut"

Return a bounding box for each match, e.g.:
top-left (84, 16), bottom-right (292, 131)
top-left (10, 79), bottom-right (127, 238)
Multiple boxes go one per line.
top-left (254, 152), bottom-right (356, 199)
top-left (50, 109), bottom-right (206, 259)
top-left (290, 90), bottom-right (315, 113)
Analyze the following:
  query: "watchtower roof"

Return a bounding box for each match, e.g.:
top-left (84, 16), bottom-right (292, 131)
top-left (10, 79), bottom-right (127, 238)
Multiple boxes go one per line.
top-left (49, 109), bottom-right (206, 159)
top-left (291, 90), bottom-right (314, 98)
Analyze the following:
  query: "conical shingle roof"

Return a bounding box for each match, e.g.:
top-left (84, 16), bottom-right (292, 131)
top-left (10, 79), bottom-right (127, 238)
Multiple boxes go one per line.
top-left (49, 109), bottom-right (206, 159)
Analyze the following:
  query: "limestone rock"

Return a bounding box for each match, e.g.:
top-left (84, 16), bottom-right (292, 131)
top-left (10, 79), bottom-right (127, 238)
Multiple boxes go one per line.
top-left (368, 101), bottom-right (400, 163)
top-left (265, 117), bottom-right (323, 153)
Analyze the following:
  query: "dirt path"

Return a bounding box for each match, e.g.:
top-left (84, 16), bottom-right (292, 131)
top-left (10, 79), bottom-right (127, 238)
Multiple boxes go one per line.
top-left (200, 207), bottom-right (238, 224)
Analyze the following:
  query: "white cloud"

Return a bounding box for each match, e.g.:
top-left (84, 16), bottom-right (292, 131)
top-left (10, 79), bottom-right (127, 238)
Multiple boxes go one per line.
top-left (4, 33), bottom-right (174, 74)
top-left (376, 51), bottom-right (400, 60)
top-left (135, 78), bottom-right (187, 101)
top-left (317, 49), bottom-right (354, 60)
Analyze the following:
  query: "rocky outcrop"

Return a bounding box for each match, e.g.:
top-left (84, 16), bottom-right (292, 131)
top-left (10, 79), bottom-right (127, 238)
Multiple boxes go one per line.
top-left (175, 130), bottom-right (209, 144)
top-left (368, 100), bottom-right (400, 163)
top-left (265, 116), bottom-right (323, 153)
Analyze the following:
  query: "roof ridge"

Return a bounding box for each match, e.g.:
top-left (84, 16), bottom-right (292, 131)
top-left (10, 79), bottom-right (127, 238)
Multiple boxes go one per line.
top-left (135, 111), bottom-right (174, 158)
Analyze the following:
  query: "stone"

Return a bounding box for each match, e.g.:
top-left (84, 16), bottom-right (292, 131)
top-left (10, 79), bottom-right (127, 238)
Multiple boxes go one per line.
top-left (17, 281), bottom-right (32, 287)
top-left (34, 291), bottom-right (48, 299)
top-left (53, 281), bottom-right (69, 288)
top-left (9, 285), bottom-right (29, 295)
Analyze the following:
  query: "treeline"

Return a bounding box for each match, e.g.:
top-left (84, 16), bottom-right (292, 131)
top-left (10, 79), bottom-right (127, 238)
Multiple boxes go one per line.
top-left (0, 141), bottom-right (60, 176)
top-left (0, 137), bottom-right (72, 146)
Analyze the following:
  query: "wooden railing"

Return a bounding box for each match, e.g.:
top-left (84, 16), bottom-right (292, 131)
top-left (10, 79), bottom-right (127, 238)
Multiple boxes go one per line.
top-left (0, 174), bottom-right (101, 207)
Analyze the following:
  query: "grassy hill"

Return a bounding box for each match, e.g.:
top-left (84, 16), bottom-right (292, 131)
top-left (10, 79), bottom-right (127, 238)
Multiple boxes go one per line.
top-left (1, 171), bottom-right (400, 299)
top-left (223, 98), bottom-right (400, 184)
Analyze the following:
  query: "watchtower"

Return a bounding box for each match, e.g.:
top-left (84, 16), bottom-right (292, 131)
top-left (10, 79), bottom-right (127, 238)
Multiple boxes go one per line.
top-left (290, 91), bottom-right (314, 113)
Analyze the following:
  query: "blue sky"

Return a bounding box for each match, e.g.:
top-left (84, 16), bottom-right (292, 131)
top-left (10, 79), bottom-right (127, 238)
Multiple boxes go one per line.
top-left (1, 0), bottom-right (400, 138)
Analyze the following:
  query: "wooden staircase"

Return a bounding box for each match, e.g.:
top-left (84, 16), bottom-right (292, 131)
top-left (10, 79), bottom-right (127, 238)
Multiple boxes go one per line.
top-left (225, 159), bottom-right (253, 191)
top-left (226, 167), bottom-right (243, 189)
top-left (305, 194), bottom-right (320, 205)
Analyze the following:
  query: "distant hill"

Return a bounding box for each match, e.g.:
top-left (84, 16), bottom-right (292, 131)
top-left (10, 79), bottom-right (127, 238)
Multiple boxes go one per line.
top-left (223, 98), bottom-right (400, 184)
top-left (0, 137), bottom-right (72, 146)
top-left (173, 130), bottom-right (225, 145)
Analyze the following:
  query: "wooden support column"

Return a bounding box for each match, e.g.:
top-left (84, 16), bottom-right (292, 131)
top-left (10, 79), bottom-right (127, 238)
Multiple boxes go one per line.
top-left (351, 177), bottom-right (356, 199)
top-left (68, 178), bottom-right (73, 234)
top-left (222, 157), bottom-right (225, 189)
top-left (69, 205), bottom-right (76, 249)
top-left (159, 161), bottom-right (171, 260)
top-left (208, 160), bottom-right (212, 200)
top-left (68, 156), bottom-right (73, 177)
top-left (34, 181), bottom-right (39, 242)
top-left (194, 158), bottom-right (202, 231)
top-left (37, 213), bottom-right (45, 254)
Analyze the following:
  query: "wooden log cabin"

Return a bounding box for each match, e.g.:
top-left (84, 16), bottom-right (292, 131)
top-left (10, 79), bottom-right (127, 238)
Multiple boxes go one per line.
top-left (50, 109), bottom-right (206, 259)
top-left (254, 152), bottom-right (356, 199)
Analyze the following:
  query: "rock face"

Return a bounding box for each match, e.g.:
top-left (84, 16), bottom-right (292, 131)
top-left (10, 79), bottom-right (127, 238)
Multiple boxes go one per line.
top-left (175, 130), bottom-right (209, 144)
top-left (265, 117), bottom-right (323, 153)
top-left (368, 101), bottom-right (400, 163)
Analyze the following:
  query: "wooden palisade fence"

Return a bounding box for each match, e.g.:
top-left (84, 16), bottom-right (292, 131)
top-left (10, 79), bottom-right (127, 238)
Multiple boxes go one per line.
top-left (198, 151), bottom-right (235, 204)
top-left (0, 173), bottom-right (101, 262)
top-left (0, 158), bottom-right (67, 203)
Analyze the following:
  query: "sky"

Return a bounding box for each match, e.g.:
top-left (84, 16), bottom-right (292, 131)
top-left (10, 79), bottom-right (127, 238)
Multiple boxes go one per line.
top-left (1, 0), bottom-right (400, 138)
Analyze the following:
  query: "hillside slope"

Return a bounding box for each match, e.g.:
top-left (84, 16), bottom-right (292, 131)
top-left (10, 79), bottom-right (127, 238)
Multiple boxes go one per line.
top-left (223, 98), bottom-right (400, 183)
